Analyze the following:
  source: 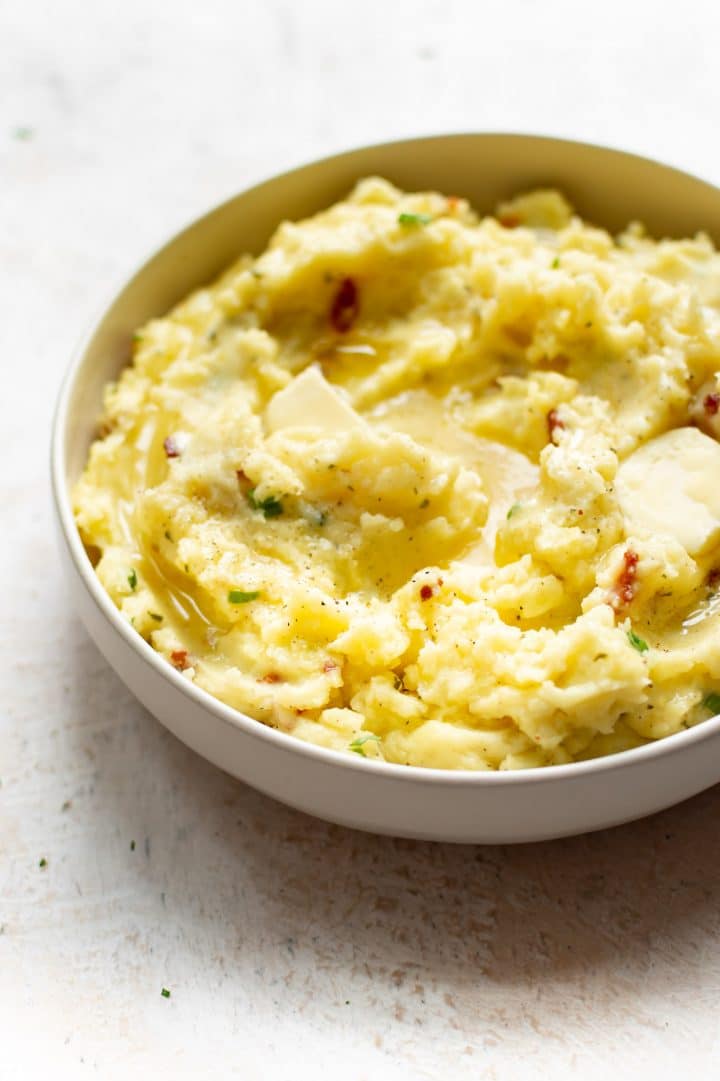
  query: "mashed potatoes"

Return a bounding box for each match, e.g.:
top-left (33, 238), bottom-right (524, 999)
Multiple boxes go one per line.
top-left (74, 178), bottom-right (720, 769)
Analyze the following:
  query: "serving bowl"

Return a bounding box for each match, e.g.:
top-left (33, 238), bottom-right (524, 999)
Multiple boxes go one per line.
top-left (51, 133), bottom-right (720, 843)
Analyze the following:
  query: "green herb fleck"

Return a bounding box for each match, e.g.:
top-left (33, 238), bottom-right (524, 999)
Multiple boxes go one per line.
top-left (164, 530), bottom-right (172, 542)
top-left (627, 629), bottom-right (649, 653)
top-left (13, 126), bottom-right (34, 141)
top-left (39, 858), bottom-right (47, 869)
top-left (349, 733), bottom-right (382, 756)
top-left (161, 987), bottom-right (171, 999)
top-left (228, 589), bottom-right (261, 604)
top-left (703, 692), bottom-right (720, 715)
top-left (149, 612), bottom-right (163, 622)
top-left (132, 331), bottom-right (143, 344)
top-left (551, 256), bottom-right (560, 269)
top-left (128, 569), bottom-right (138, 591)
top-left (506, 503), bottom-right (522, 520)
top-left (130, 840), bottom-right (136, 851)
top-left (419, 498), bottom-right (430, 509)
top-left (398, 212), bottom-right (433, 227)
top-left (247, 488), bottom-right (283, 518)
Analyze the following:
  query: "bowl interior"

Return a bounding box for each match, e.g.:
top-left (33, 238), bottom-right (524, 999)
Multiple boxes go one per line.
top-left (59, 133), bottom-right (720, 486)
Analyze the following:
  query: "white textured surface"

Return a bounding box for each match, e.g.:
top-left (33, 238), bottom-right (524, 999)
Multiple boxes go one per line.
top-left (3, 2), bottom-right (720, 1077)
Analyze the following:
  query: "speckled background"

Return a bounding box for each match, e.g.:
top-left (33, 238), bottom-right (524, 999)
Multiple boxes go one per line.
top-left (3, 2), bottom-right (720, 1077)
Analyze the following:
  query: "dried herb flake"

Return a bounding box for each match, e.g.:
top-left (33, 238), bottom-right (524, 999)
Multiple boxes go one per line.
top-left (703, 692), bottom-right (720, 715)
top-left (398, 212), bottom-right (432, 227)
top-left (247, 489), bottom-right (283, 519)
top-left (349, 733), bottom-right (381, 756)
top-left (228, 590), bottom-right (261, 604)
top-left (627, 629), bottom-right (649, 653)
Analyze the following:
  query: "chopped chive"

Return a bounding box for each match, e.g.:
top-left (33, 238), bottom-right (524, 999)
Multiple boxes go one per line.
top-left (149, 612), bottom-right (163, 622)
top-left (161, 987), bottom-right (171, 999)
top-left (130, 840), bottom-right (136, 851)
top-left (627, 629), bottom-right (649, 653)
top-left (247, 488), bottom-right (283, 518)
top-left (349, 733), bottom-right (382, 756)
top-left (39, 858), bottom-right (47, 869)
top-left (228, 589), bottom-right (260, 604)
top-left (506, 503), bottom-right (522, 520)
top-left (419, 498), bottom-right (430, 509)
top-left (398, 212), bottom-right (433, 227)
top-left (164, 530), bottom-right (172, 541)
top-left (551, 256), bottom-right (560, 268)
top-left (703, 692), bottom-right (720, 715)
top-left (128, 569), bottom-right (138, 591)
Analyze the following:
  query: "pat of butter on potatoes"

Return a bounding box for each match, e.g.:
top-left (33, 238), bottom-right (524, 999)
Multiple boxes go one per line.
top-left (266, 366), bottom-right (366, 434)
top-left (616, 427), bottom-right (720, 556)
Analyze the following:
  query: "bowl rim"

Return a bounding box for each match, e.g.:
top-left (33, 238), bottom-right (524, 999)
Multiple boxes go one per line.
top-left (51, 129), bottom-right (720, 789)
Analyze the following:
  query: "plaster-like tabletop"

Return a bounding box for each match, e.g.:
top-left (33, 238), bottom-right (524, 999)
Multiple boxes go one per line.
top-left (3, 2), bottom-right (720, 1077)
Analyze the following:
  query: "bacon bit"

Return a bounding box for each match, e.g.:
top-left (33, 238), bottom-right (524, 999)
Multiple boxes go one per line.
top-left (163, 435), bottom-right (181, 458)
top-left (236, 469), bottom-right (250, 485)
top-left (258, 672), bottom-right (282, 684)
top-left (547, 409), bottom-right (565, 441)
top-left (610, 549), bottom-right (640, 611)
top-left (498, 213), bottom-right (520, 229)
top-left (170, 650), bottom-right (190, 671)
top-left (704, 393), bottom-right (720, 415)
top-left (330, 277), bottom-right (359, 333)
top-left (419, 576), bottom-right (443, 602)
top-left (322, 659), bottom-right (338, 673)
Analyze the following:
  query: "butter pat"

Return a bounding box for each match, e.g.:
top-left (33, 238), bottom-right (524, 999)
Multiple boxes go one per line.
top-left (616, 427), bottom-right (720, 556)
top-left (266, 366), bottom-right (365, 434)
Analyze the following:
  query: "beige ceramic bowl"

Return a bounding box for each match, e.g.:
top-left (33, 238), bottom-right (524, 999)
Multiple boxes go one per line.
top-left (51, 134), bottom-right (720, 843)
